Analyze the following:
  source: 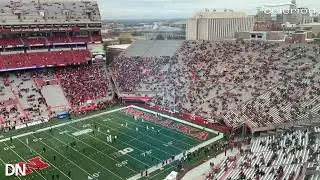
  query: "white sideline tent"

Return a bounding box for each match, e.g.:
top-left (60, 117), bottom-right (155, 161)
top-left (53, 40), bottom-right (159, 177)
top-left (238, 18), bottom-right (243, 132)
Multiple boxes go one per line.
top-left (164, 171), bottom-right (178, 180)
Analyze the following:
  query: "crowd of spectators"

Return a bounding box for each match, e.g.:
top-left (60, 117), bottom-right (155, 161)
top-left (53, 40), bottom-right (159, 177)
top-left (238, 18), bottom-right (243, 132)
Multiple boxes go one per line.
top-left (206, 127), bottom-right (320, 179)
top-left (110, 40), bottom-right (320, 131)
top-left (110, 56), bottom-right (171, 92)
top-left (0, 50), bottom-right (90, 69)
top-left (0, 62), bottom-right (114, 129)
top-left (57, 64), bottom-right (111, 107)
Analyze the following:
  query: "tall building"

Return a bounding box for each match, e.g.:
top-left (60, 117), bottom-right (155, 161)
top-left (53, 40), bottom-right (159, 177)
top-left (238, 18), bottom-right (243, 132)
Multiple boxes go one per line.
top-left (186, 10), bottom-right (255, 40)
top-left (296, 7), bottom-right (313, 24)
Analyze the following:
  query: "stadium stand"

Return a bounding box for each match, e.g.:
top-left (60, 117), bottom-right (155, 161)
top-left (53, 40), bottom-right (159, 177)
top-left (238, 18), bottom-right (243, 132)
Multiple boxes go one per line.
top-left (0, 0), bottom-right (107, 129)
top-left (23, 37), bottom-right (47, 46)
top-left (124, 40), bottom-right (184, 57)
top-left (0, 0), bottom-right (320, 179)
top-left (110, 40), bottom-right (320, 133)
top-left (0, 50), bottom-right (90, 69)
top-left (0, 63), bottom-right (113, 128)
top-left (56, 64), bottom-right (111, 107)
top-left (0, 0), bottom-right (101, 24)
top-left (9, 71), bottom-right (49, 121)
top-left (204, 126), bottom-right (320, 180)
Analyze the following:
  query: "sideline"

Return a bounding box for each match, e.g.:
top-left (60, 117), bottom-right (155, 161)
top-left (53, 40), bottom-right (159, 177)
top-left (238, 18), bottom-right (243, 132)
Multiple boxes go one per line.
top-left (127, 106), bottom-right (223, 180)
top-left (131, 105), bottom-right (219, 134)
top-left (127, 134), bottom-right (223, 180)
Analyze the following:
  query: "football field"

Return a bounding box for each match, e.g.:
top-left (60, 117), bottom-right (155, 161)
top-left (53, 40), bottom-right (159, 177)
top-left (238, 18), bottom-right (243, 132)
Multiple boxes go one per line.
top-left (0, 106), bottom-right (221, 180)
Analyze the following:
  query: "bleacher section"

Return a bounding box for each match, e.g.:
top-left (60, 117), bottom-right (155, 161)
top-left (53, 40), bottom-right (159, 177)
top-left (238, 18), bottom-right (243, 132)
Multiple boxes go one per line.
top-left (0, 77), bottom-right (14, 101)
top-left (0, 35), bottom-right (101, 48)
top-left (0, 50), bottom-right (90, 70)
top-left (208, 127), bottom-right (320, 180)
top-left (0, 0), bottom-right (106, 130)
top-left (124, 40), bottom-right (184, 57)
top-left (9, 72), bottom-right (49, 121)
top-left (0, 0), bottom-right (101, 24)
top-left (111, 40), bottom-right (320, 133)
top-left (0, 63), bottom-right (114, 127)
top-left (56, 64), bottom-right (111, 107)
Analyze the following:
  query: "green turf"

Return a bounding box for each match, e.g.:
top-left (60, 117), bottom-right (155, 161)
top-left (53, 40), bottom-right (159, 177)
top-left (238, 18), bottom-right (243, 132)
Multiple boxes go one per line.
top-left (0, 106), bottom-right (217, 180)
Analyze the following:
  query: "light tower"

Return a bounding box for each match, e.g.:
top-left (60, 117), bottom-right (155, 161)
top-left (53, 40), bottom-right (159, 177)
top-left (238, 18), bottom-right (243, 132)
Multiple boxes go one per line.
top-left (290, 0), bottom-right (297, 9)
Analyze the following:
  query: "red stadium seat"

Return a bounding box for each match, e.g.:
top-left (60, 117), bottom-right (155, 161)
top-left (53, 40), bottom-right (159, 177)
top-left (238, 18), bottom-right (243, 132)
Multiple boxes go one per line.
top-left (0, 50), bottom-right (90, 69)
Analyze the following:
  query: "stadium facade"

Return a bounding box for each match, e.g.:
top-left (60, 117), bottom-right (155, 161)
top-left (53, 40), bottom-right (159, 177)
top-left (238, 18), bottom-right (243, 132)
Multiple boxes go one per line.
top-left (0, 0), bottom-right (103, 68)
top-left (0, 0), bottom-right (113, 130)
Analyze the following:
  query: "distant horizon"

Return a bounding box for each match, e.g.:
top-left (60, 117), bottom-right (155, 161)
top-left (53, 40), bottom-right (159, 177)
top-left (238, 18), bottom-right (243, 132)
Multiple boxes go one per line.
top-left (98, 0), bottom-right (319, 19)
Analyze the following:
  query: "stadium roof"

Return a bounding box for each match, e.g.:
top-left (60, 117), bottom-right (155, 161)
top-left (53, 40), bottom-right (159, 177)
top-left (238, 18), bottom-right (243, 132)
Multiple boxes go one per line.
top-left (124, 40), bottom-right (184, 57)
top-left (193, 11), bottom-right (249, 18)
top-left (0, 0), bottom-right (101, 25)
top-left (107, 44), bottom-right (131, 50)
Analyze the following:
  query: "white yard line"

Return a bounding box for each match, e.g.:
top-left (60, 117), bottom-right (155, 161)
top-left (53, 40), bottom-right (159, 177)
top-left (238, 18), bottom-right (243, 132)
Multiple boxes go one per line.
top-left (94, 116), bottom-right (184, 153)
top-left (0, 107), bottom-right (128, 143)
top-left (41, 130), bottom-right (125, 180)
top-left (121, 112), bottom-right (203, 144)
top-left (65, 124), bottom-right (145, 172)
top-left (28, 134), bottom-right (93, 177)
top-left (16, 138), bottom-right (72, 180)
top-left (2, 141), bottom-right (47, 180)
top-left (0, 105), bottom-right (223, 180)
top-left (75, 118), bottom-right (167, 164)
top-left (113, 113), bottom-right (197, 147)
top-left (130, 105), bottom-right (219, 134)
top-left (127, 105), bottom-right (224, 180)
top-left (127, 133), bottom-right (224, 180)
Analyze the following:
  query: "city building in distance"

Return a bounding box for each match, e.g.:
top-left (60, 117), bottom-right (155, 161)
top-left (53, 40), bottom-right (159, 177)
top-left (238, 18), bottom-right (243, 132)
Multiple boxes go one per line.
top-left (186, 10), bottom-right (255, 40)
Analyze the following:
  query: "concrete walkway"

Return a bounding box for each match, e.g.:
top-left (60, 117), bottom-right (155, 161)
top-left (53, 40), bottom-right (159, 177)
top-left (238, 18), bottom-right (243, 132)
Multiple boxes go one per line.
top-left (181, 148), bottom-right (240, 180)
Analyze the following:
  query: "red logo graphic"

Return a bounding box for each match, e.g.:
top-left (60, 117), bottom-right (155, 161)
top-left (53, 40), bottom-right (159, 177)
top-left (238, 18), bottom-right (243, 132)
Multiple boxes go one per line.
top-left (15, 156), bottom-right (50, 175)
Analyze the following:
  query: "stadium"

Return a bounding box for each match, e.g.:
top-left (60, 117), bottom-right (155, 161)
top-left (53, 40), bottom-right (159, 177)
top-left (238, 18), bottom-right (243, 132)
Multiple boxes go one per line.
top-left (0, 0), bottom-right (319, 180)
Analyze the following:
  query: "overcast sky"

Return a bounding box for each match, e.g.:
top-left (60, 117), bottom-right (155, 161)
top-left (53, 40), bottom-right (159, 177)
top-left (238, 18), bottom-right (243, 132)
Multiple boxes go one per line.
top-left (98, 0), bottom-right (320, 19)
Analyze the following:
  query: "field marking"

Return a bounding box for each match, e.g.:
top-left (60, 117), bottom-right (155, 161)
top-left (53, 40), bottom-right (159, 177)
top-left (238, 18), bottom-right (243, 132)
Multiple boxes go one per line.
top-left (93, 116), bottom-right (179, 155)
top-left (74, 119), bottom-right (169, 164)
top-left (16, 138), bottom-right (72, 180)
top-left (64, 124), bottom-right (142, 173)
top-left (102, 114), bottom-right (192, 150)
top-left (121, 112), bottom-right (203, 144)
top-left (127, 132), bottom-right (224, 180)
top-left (0, 106), bottom-right (129, 143)
top-left (112, 113), bottom-right (197, 147)
top-left (0, 105), bottom-right (223, 180)
top-left (41, 130), bottom-right (125, 180)
top-left (2, 141), bottom-right (47, 180)
top-left (28, 134), bottom-right (93, 178)
top-left (130, 105), bottom-right (219, 134)
top-left (0, 157), bottom-right (22, 180)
